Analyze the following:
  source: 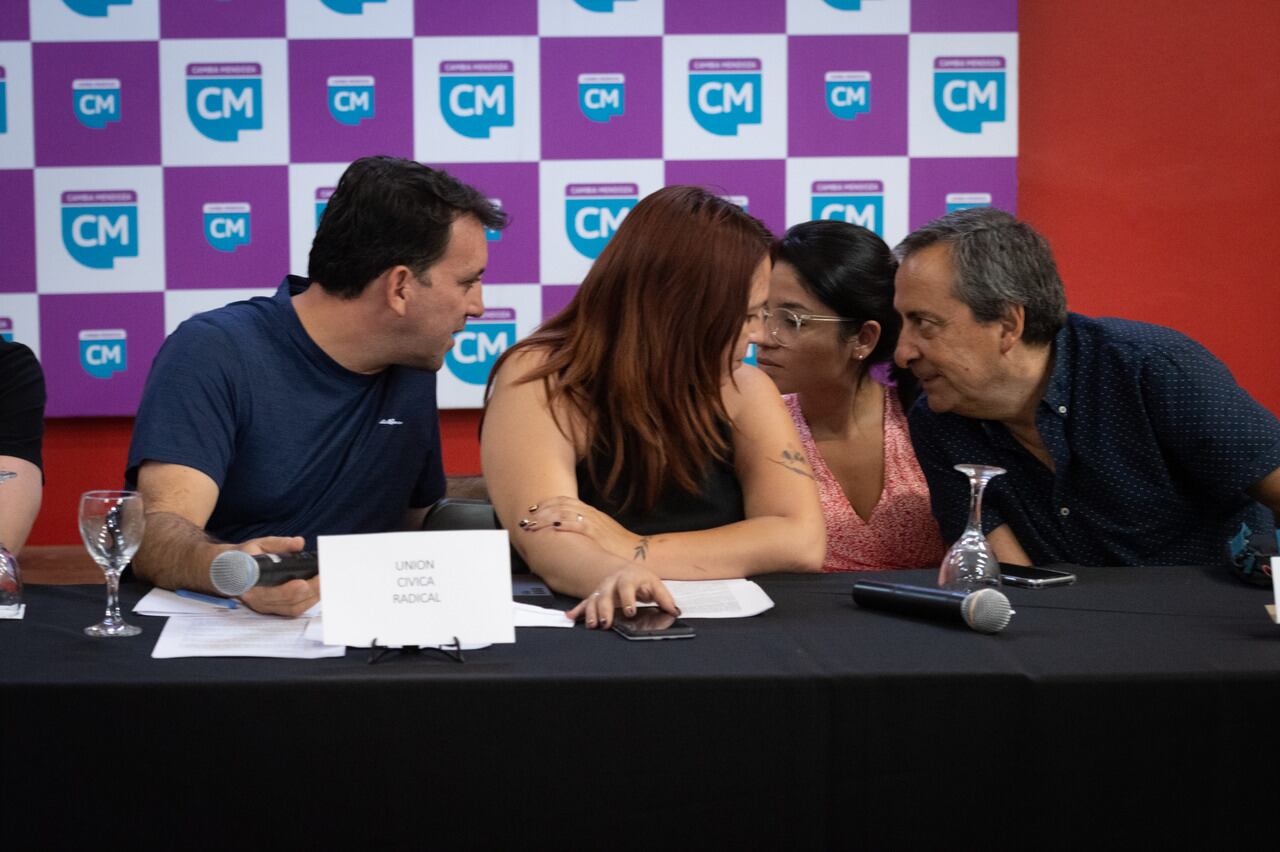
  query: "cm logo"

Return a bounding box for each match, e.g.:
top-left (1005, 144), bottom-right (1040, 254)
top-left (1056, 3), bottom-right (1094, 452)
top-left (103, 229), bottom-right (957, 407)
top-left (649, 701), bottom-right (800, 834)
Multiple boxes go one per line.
top-left (328, 76), bottom-right (375, 126)
top-left (186, 64), bottom-right (264, 142)
top-left (688, 59), bottom-right (762, 137)
top-left (825, 72), bottom-right (870, 121)
top-left (203, 203), bottom-right (251, 253)
top-left (564, 190), bottom-right (636, 260)
top-left (578, 73), bottom-right (625, 123)
top-left (810, 182), bottom-right (884, 237)
top-left (439, 62), bottom-right (515, 139)
top-left (320, 0), bottom-right (387, 12)
top-left (72, 79), bottom-right (121, 129)
top-left (61, 192), bottom-right (139, 269)
top-left (933, 57), bottom-right (1006, 134)
top-left (573, 0), bottom-right (636, 10)
top-left (63, 0), bottom-right (131, 17)
top-left (79, 329), bottom-right (127, 379)
top-left (447, 312), bottom-right (516, 385)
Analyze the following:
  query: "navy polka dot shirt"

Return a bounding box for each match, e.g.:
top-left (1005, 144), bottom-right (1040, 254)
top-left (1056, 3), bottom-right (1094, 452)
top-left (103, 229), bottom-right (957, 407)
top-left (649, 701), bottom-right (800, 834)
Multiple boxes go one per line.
top-left (908, 313), bottom-right (1280, 567)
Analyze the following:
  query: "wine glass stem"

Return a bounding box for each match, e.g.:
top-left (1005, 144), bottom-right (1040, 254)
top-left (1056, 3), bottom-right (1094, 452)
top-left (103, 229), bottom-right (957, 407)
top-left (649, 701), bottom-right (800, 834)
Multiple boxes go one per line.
top-left (966, 476), bottom-right (988, 534)
top-left (103, 568), bottom-right (123, 625)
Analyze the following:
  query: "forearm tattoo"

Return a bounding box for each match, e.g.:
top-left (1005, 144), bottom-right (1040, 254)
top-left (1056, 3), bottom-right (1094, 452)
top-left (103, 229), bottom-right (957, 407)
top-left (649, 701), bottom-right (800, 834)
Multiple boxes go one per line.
top-left (768, 448), bottom-right (815, 480)
top-left (633, 537), bottom-right (650, 561)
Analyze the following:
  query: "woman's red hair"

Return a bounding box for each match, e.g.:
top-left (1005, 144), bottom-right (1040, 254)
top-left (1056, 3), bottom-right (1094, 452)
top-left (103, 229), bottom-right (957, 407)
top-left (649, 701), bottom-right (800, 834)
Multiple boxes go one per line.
top-left (487, 185), bottom-right (772, 512)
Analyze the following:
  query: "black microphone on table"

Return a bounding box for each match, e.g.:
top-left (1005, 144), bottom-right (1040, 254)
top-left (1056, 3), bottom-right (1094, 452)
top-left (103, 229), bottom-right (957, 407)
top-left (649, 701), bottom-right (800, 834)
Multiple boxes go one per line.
top-left (851, 580), bottom-right (1014, 634)
top-left (209, 550), bottom-right (319, 597)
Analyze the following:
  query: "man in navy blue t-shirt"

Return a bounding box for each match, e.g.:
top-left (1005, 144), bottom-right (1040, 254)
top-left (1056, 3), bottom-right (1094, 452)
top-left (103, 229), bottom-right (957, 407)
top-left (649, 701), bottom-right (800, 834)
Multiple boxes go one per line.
top-left (126, 157), bottom-right (506, 615)
top-left (894, 208), bottom-right (1280, 571)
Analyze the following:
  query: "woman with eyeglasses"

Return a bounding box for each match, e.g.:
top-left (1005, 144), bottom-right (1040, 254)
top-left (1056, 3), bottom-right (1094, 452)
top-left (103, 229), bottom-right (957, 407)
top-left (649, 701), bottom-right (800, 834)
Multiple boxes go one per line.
top-left (756, 219), bottom-right (944, 571)
top-left (481, 186), bottom-right (825, 628)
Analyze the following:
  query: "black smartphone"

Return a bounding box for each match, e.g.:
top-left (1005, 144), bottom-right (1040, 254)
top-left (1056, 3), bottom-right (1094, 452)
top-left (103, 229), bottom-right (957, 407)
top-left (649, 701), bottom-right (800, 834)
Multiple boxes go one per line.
top-left (611, 608), bottom-right (696, 641)
top-left (998, 562), bottom-right (1077, 588)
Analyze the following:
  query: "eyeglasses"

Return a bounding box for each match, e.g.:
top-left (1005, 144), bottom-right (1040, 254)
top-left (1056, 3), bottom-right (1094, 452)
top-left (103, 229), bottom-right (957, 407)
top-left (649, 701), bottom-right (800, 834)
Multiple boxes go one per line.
top-left (762, 307), bottom-right (857, 347)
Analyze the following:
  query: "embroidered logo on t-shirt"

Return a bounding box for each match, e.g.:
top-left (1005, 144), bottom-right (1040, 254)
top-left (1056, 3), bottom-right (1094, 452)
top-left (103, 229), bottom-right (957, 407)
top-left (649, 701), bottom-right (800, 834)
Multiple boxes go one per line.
top-left (378, 418), bottom-right (404, 426)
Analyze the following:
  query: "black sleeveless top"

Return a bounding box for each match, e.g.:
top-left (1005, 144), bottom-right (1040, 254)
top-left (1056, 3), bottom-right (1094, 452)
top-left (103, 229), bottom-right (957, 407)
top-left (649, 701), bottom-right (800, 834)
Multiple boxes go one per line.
top-left (575, 437), bottom-right (745, 535)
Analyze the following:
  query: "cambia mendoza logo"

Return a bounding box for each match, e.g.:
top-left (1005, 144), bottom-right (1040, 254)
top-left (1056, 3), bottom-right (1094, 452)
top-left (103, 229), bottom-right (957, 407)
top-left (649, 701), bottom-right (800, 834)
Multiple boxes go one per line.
top-left (186, 63), bottom-right (264, 142)
top-left (79, 329), bottom-right (127, 379)
top-left (320, 0), bottom-right (386, 12)
top-left (573, 0), bottom-right (636, 11)
top-left (0, 317), bottom-right (13, 343)
top-left (61, 190), bottom-right (138, 269)
top-left (825, 71), bottom-right (870, 121)
top-left (0, 67), bottom-right (7, 135)
top-left (315, 187), bottom-right (335, 228)
top-left (72, 78), bottom-right (122, 129)
top-left (810, 181), bottom-right (883, 236)
top-left (447, 307), bottom-right (516, 386)
top-left (203, 203), bottom-right (251, 253)
top-left (328, 76), bottom-right (375, 126)
top-left (688, 58), bottom-right (761, 137)
top-left (946, 192), bottom-right (991, 213)
top-left (934, 56), bottom-right (1006, 134)
top-left (578, 73), bottom-right (625, 123)
top-left (63, 0), bottom-right (131, 17)
top-left (439, 60), bottom-right (514, 140)
top-left (564, 183), bottom-right (637, 260)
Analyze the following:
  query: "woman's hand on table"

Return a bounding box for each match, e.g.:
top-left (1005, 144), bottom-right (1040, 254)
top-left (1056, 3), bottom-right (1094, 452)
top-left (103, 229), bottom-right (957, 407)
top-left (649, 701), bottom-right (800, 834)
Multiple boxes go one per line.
top-left (565, 565), bottom-right (680, 630)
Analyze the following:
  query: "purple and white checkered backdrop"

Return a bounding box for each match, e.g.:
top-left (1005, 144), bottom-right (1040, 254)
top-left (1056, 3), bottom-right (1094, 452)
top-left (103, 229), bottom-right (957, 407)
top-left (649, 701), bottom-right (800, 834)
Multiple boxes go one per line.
top-left (0, 0), bottom-right (1017, 414)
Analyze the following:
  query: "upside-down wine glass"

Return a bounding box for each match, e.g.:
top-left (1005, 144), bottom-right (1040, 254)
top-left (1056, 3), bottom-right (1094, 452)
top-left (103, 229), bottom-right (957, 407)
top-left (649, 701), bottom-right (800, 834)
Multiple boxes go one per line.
top-left (939, 464), bottom-right (1006, 591)
top-left (79, 490), bottom-right (145, 638)
top-left (0, 471), bottom-right (21, 611)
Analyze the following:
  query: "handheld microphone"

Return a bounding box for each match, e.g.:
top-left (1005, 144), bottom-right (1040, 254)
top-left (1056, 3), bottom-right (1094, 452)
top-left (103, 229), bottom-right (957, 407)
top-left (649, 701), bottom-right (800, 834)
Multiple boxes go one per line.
top-left (851, 580), bottom-right (1014, 634)
top-left (209, 550), bottom-right (319, 597)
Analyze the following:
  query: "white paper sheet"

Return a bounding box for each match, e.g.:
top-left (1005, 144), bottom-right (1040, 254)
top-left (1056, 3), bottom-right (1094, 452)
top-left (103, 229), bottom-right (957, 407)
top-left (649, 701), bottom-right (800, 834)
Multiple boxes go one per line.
top-left (514, 601), bottom-right (574, 628)
top-left (151, 609), bottom-right (345, 659)
top-left (662, 579), bottom-right (774, 618)
top-left (0, 603), bottom-right (25, 620)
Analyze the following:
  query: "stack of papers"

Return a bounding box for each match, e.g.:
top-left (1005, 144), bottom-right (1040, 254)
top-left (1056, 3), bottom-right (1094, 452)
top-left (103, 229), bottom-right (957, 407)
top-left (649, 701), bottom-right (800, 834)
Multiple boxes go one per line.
top-left (135, 589), bottom-right (342, 659)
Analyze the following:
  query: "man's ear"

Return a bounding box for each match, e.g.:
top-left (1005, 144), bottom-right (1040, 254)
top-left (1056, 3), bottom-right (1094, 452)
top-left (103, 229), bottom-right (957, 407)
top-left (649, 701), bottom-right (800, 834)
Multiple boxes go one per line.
top-left (382, 266), bottom-right (414, 317)
top-left (998, 304), bottom-right (1025, 354)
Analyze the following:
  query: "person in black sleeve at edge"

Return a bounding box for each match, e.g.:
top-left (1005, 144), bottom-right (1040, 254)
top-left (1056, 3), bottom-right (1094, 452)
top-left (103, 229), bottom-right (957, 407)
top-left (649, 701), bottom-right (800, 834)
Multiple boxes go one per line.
top-left (125, 156), bottom-right (506, 616)
top-left (0, 341), bottom-right (46, 555)
top-left (894, 207), bottom-right (1280, 577)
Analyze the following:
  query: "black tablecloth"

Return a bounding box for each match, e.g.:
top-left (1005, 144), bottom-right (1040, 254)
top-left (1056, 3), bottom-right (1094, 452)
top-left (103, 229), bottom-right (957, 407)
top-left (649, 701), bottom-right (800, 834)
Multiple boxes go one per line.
top-left (3, 566), bottom-right (1279, 850)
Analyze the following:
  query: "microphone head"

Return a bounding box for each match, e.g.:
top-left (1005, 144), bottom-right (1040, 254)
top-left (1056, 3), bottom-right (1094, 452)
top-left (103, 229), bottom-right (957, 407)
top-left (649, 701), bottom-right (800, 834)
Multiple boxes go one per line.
top-left (961, 588), bottom-right (1014, 634)
top-left (209, 550), bottom-right (260, 597)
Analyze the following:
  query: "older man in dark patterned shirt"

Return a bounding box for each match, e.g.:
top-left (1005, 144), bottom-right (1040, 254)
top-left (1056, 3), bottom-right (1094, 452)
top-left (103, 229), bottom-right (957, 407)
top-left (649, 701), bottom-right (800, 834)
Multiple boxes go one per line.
top-left (895, 208), bottom-right (1280, 569)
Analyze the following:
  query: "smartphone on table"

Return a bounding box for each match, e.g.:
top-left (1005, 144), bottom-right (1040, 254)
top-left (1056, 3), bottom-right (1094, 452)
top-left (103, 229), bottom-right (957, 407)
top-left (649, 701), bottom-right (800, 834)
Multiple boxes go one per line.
top-left (998, 562), bottom-right (1077, 588)
top-left (611, 607), bottom-right (696, 641)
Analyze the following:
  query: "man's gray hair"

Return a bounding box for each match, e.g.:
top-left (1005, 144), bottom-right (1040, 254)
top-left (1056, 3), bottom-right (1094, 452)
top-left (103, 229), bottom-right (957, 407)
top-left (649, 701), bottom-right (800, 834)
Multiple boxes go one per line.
top-left (893, 208), bottom-right (1067, 345)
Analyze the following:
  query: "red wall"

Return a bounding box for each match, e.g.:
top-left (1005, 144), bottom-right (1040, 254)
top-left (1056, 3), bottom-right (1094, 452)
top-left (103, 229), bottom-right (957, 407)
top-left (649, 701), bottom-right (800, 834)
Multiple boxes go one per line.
top-left (28, 0), bottom-right (1280, 545)
top-left (1019, 0), bottom-right (1280, 410)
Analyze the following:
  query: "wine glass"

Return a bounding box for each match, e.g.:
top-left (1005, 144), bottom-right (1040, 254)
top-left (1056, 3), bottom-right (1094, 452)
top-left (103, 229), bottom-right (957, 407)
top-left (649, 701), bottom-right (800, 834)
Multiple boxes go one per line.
top-left (0, 471), bottom-right (21, 611)
top-left (939, 464), bottom-right (1006, 591)
top-left (79, 490), bottom-right (145, 638)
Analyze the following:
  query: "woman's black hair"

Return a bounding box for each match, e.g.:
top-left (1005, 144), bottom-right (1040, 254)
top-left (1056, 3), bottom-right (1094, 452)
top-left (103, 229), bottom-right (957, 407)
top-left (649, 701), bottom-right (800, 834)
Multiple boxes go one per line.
top-left (773, 219), bottom-right (920, 410)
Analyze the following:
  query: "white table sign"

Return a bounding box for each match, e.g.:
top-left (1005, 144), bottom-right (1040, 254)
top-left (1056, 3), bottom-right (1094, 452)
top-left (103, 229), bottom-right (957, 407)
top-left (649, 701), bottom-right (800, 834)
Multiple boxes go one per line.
top-left (319, 530), bottom-right (515, 648)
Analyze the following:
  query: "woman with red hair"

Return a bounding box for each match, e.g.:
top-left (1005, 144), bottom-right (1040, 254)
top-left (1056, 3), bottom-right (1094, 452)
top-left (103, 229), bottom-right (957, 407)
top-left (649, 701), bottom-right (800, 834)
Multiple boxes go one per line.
top-left (482, 186), bottom-right (825, 628)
